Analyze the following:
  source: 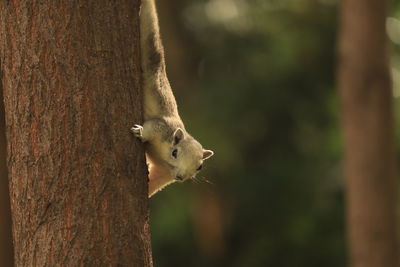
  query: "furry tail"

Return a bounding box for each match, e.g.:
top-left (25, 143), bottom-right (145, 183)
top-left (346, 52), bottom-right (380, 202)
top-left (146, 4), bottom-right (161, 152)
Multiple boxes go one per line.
top-left (140, 0), bottom-right (165, 76)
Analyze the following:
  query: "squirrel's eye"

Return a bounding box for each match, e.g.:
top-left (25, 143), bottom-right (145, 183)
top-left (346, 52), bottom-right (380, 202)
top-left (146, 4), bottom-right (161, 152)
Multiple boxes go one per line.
top-left (196, 165), bottom-right (203, 171)
top-left (172, 149), bottom-right (178, 158)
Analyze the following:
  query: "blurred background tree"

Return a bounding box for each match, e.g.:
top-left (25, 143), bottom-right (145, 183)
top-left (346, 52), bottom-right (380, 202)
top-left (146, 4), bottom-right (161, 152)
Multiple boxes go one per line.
top-left (149, 0), bottom-right (400, 266)
top-left (338, 0), bottom-right (399, 266)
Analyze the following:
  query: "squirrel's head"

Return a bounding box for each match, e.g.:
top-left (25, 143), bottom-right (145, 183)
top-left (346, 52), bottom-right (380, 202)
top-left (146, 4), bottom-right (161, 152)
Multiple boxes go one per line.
top-left (166, 128), bottom-right (213, 181)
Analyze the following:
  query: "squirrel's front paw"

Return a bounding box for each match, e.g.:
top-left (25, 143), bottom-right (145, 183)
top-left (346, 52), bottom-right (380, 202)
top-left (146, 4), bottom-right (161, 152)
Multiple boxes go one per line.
top-left (130, 124), bottom-right (144, 140)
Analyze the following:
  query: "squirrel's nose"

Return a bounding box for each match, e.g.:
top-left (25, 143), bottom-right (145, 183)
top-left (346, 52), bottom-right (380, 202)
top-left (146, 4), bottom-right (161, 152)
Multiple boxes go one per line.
top-left (175, 175), bottom-right (183, 181)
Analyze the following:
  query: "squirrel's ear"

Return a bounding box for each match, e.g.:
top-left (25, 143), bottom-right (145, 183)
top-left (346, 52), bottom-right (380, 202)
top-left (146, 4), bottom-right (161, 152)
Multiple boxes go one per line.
top-left (173, 128), bottom-right (184, 145)
top-left (202, 150), bottom-right (214, 160)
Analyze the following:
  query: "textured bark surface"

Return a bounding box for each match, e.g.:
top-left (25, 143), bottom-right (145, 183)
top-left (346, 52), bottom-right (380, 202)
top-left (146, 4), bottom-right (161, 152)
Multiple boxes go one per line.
top-left (338, 0), bottom-right (399, 266)
top-left (0, 75), bottom-right (14, 267)
top-left (0, 1), bottom-right (153, 266)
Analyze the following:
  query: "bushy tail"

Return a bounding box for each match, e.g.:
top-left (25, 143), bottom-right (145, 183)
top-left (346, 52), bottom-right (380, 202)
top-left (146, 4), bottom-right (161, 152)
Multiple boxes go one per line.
top-left (139, 0), bottom-right (179, 119)
top-left (140, 0), bottom-right (165, 76)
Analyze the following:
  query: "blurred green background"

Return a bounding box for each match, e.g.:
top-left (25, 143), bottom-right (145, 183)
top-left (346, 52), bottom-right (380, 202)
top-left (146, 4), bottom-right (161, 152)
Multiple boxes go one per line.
top-left (150, 0), bottom-right (400, 266)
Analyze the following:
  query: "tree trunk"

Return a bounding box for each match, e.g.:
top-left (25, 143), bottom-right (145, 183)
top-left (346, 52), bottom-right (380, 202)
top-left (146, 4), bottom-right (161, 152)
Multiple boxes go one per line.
top-left (0, 73), bottom-right (14, 267)
top-left (338, 0), bottom-right (399, 266)
top-left (0, 1), bottom-right (153, 266)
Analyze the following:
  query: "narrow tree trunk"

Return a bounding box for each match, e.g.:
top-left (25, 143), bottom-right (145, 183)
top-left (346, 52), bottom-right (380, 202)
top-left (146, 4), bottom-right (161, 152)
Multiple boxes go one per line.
top-left (0, 1), bottom-right (153, 266)
top-left (0, 73), bottom-right (14, 267)
top-left (338, 0), bottom-right (399, 266)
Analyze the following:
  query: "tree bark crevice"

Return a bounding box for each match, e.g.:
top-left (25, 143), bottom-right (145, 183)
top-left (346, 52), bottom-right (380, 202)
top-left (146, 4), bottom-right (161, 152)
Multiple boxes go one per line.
top-left (0, 65), bottom-right (14, 267)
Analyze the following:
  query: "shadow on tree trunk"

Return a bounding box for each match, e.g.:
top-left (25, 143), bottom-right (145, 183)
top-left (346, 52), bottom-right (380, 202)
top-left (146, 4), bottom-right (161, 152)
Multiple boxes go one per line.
top-left (0, 69), bottom-right (14, 267)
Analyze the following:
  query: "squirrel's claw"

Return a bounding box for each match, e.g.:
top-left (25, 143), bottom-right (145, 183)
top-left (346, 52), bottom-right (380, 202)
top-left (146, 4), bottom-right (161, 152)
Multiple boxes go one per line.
top-left (130, 124), bottom-right (144, 139)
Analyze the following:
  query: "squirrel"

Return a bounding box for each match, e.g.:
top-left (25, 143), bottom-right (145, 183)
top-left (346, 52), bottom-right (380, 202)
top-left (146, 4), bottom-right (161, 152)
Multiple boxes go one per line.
top-left (131, 0), bottom-right (214, 197)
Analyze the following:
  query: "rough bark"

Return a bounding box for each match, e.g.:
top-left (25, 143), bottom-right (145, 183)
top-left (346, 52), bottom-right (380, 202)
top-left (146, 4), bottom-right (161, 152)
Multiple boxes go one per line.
top-left (337, 0), bottom-right (399, 266)
top-left (0, 1), bottom-right (153, 266)
top-left (0, 72), bottom-right (14, 267)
